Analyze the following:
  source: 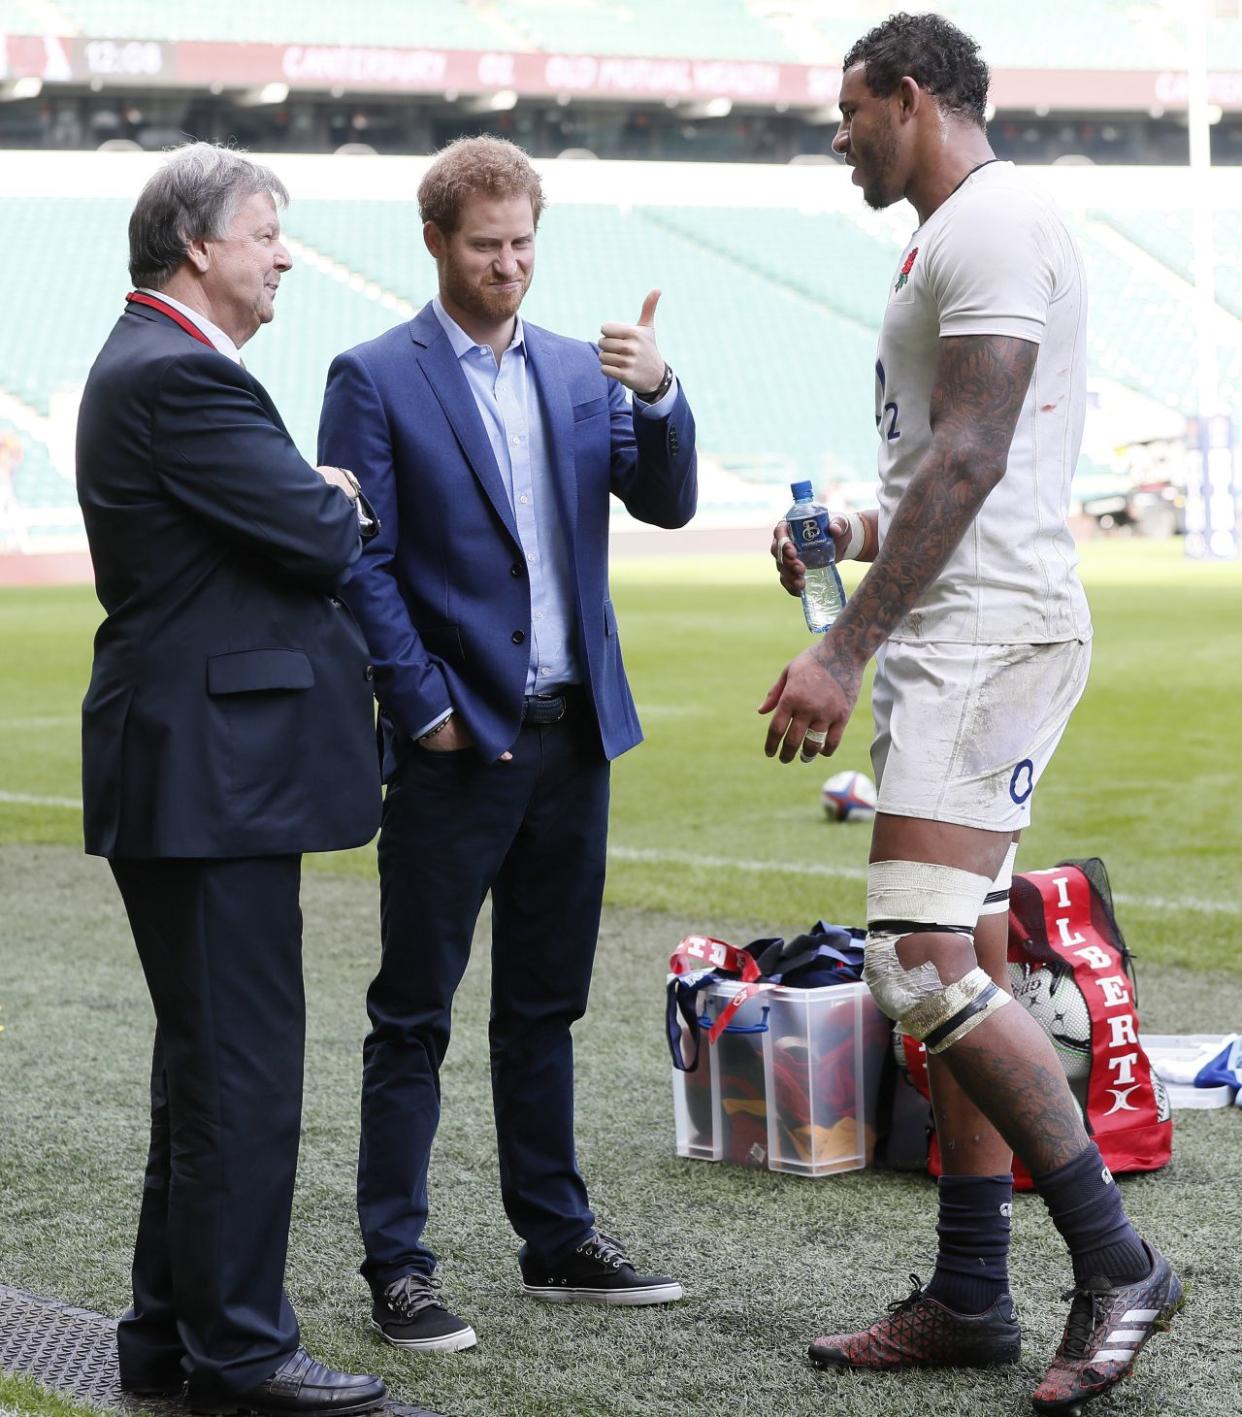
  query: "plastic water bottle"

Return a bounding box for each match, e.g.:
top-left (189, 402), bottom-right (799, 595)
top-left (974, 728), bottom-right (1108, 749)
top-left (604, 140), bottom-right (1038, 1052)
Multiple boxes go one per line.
top-left (786, 480), bottom-right (846, 632)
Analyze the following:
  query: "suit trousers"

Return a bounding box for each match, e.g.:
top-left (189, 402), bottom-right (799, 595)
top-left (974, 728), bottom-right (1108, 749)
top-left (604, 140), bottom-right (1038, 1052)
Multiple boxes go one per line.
top-left (358, 704), bottom-right (610, 1291)
top-left (109, 856), bottom-right (304, 1397)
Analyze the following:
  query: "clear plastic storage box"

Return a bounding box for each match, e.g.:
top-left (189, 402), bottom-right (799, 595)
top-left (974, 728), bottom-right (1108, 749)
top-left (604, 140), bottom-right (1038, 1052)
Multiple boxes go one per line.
top-left (672, 978), bottom-right (891, 1176)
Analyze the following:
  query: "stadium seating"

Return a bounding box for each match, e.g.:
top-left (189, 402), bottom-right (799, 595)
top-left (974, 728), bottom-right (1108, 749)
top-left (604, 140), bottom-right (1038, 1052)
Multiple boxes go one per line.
top-left (271, 198), bottom-right (874, 476)
top-left (487, 0), bottom-right (794, 62)
top-left (0, 198), bottom-right (131, 416)
top-left (3, 184), bottom-right (1239, 529)
top-left (1, 421), bottom-right (72, 509)
top-left (641, 205), bottom-right (900, 330)
top-left (0, 419), bottom-right (80, 549)
top-left (1093, 210), bottom-right (1242, 324)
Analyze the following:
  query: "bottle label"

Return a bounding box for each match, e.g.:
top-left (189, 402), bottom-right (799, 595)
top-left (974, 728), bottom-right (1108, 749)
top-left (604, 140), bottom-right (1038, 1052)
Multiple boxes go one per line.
top-left (792, 511), bottom-right (833, 559)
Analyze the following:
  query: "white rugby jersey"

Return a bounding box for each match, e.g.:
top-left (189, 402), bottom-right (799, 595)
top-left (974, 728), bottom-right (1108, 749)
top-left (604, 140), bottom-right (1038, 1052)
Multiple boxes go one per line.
top-left (875, 160), bottom-right (1092, 644)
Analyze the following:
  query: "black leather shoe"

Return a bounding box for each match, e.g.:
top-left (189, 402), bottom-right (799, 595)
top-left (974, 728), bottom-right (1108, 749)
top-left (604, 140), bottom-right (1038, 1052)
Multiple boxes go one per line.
top-left (189, 1347), bottom-right (387, 1415)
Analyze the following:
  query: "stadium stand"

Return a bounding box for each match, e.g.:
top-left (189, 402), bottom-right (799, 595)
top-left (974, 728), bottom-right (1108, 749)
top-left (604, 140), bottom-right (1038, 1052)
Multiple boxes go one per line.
top-left (2, 158), bottom-right (1240, 541)
top-left (0, 419), bottom-right (80, 550)
top-left (264, 198), bottom-right (874, 479)
top-left (0, 197), bottom-right (131, 415)
top-left (0, 422), bottom-right (70, 509)
top-left (487, 0), bottom-right (796, 62)
top-left (641, 205), bottom-right (901, 330)
top-left (1094, 210), bottom-right (1242, 324)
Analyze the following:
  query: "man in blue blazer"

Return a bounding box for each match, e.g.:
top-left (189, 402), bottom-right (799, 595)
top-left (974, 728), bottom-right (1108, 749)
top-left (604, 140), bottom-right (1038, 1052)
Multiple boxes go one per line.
top-left (77, 143), bottom-right (387, 1413)
top-left (319, 136), bottom-right (697, 1353)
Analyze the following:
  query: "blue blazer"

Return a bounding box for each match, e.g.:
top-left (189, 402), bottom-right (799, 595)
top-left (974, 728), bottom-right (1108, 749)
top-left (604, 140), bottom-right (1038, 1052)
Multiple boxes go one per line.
top-left (77, 303), bottom-right (381, 858)
top-left (318, 303), bottom-right (697, 765)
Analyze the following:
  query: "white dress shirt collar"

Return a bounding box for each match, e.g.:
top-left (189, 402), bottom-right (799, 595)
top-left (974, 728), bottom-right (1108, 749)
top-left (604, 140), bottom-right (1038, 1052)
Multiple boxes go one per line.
top-left (137, 288), bottom-right (243, 365)
top-left (432, 296), bottom-right (525, 362)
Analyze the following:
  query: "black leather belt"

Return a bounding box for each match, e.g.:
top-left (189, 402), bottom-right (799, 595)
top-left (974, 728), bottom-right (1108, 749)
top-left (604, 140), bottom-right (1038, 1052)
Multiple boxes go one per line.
top-left (521, 685), bottom-right (582, 725)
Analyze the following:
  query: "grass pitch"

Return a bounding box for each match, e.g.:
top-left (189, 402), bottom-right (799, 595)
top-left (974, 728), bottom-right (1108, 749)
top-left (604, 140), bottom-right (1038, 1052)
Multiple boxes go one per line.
top-left (1, 538), bottom-right (1241, 1416)
top-left (4, 538), bottom-right (1240, 968)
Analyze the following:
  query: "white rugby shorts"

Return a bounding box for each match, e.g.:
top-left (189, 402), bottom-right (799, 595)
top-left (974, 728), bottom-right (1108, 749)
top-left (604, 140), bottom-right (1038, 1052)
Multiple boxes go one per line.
top-left (869, 637), bottom-right (1092, 831)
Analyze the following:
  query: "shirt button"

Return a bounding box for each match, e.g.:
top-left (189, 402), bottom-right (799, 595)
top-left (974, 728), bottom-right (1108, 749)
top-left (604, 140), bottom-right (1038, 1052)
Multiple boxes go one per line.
top-left (534, 610), bottom-right (544, 621)
top-left (519, 493), bottom-right (530, 505)
top-left (528, 551), bottom-right (539, 562)
top-left (511, 434), bottom-right (522, 447)
top-left (540, 665), bottom-right (552, 675)
top-left (512, 630), bottom-right (525, 645)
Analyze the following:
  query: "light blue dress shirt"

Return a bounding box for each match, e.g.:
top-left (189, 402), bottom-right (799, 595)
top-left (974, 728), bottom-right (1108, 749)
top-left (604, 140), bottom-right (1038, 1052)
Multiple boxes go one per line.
top-left (430, 298), bottom-right (677, 706)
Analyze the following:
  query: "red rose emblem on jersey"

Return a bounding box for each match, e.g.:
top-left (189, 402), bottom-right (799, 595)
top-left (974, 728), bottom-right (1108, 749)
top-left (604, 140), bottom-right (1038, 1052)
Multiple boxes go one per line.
top-left (895, 246), bottom-right (919, 291)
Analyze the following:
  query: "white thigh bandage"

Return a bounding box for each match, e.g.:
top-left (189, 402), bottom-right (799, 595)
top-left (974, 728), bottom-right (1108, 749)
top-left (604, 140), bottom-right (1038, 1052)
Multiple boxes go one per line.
top-left (863, 859), bottom-right (1011, 1053)
top-left (979, 842), bottom-right (1019, 917)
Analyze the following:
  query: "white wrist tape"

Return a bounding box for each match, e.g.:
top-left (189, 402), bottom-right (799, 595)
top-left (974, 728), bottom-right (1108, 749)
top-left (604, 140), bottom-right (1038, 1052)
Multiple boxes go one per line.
top-left (842, 511), bottom-right (866, 561)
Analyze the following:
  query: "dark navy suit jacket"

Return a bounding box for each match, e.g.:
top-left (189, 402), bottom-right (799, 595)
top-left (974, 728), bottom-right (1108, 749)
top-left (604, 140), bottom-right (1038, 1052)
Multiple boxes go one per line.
top-left (77, 302), bottom-right (381, 858)
top-left (317, 303), bottom-right (697, 766)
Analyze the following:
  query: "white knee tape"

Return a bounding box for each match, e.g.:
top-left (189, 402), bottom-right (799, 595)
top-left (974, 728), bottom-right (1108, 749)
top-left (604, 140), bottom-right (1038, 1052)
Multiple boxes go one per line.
top-left (902, 966), bottom-right (1011, 1052)
top-left (863, 935), bottom-right (945, 1021)
top-left (866, 858), bottom-right (993, 930)
top-left (980, 842), bottom-right (1019, 917)
top-left (862, 859), bottom-right (1009, 1048)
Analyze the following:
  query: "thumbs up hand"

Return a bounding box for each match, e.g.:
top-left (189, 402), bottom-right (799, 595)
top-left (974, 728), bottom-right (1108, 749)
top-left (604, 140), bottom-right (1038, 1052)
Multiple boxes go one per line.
top-left (598, 289), bottom-right (667, 395)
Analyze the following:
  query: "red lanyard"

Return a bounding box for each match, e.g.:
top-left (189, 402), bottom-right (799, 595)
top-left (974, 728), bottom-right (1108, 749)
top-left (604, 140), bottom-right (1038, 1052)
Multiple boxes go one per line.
top-left (126, 291), bottom-right (215, 349)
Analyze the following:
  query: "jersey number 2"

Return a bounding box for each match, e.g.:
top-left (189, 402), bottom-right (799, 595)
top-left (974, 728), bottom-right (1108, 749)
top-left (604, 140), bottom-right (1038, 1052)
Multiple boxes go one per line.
top-left (875, 359), bottom-right (901, 442)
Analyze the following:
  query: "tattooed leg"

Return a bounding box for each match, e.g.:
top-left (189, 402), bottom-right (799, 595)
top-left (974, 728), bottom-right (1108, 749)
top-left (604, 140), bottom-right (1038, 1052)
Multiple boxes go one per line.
top-left (929, 995), bottom-right (1089, 1175)
top-left (874, 813), bottom-right (1089, 1176)
top-left (928, 909), bottom-right (1014, 1176)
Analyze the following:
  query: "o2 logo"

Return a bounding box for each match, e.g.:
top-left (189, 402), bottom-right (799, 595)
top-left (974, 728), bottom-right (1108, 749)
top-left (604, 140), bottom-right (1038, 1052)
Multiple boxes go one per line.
top-left (1009, 759), bottom-right (1035, 804)
top-left (875, 359), bottom-right (901, 442)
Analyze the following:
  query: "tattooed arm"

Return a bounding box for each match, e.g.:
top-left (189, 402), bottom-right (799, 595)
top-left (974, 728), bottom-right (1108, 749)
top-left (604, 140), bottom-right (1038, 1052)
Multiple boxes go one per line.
top-left (760, 333), bottom-right (1038, 762)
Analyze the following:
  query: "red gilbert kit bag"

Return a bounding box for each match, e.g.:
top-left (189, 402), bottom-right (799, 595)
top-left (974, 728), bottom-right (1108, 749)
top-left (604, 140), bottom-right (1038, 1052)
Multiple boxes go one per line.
top-left (900, 858), bottom-right (1172, 1190)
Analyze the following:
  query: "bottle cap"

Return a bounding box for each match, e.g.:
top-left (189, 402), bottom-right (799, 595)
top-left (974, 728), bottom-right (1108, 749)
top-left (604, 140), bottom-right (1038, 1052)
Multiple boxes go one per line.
top-left (790, 480), bottom-right (813, 501)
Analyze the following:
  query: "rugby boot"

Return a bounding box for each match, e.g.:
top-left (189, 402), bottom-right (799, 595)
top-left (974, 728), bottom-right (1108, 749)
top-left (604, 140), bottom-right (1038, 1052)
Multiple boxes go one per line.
top-left (808, 1274), bottom-right (1021, 1370)
top-left (1032, 1242), bottom-right (1183, 1414)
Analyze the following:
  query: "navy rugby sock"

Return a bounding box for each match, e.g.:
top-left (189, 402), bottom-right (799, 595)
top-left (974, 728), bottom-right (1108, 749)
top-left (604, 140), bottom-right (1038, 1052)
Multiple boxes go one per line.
top-left (923, 1173), bottom-right (1013, 1315)
top-left (1033, 1141), bottom-right (1149, 1286)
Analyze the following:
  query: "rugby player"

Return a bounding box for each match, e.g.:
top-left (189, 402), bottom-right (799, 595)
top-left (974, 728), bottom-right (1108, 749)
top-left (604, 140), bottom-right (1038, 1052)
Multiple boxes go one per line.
top-left (763, 14), bottom-right (1181, 1413)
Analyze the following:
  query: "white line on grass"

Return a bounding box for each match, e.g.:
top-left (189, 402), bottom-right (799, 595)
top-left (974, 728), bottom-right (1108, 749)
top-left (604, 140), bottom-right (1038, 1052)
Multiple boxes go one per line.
top-left (607, 844), bottom-right (1242, 917)
top-left (0, 790), bottom-right (82, 809)
top-left (0, 792), bottom-right (1236, 918)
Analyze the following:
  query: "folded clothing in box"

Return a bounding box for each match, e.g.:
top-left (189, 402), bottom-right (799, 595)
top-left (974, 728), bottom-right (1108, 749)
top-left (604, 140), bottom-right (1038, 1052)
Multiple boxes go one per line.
top-left (668, 924), bottom-right (891, 1177)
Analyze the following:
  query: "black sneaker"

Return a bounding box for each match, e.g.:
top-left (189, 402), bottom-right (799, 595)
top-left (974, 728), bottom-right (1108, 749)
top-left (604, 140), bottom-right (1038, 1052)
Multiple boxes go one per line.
top-left (808, 1276), bottom-right (1021, 1370)
top-left (520, 1231), bottom-right (684, 1306)
top-left (371, 1272), bottom-right (477, 1353)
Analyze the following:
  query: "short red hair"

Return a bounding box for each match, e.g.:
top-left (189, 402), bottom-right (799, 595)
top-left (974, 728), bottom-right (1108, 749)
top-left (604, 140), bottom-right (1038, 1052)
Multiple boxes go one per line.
top-left (418, 135), bottom-right (545, 233)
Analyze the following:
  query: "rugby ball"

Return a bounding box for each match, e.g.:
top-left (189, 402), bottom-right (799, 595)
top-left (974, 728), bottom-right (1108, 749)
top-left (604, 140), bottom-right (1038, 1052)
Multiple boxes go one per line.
top-left (1007, 962), bottom-right (1092, 1080)
top-left (821, 770), bottom-right (877, 822)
